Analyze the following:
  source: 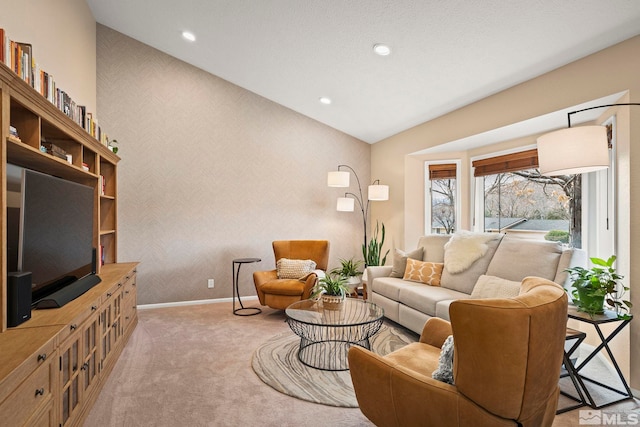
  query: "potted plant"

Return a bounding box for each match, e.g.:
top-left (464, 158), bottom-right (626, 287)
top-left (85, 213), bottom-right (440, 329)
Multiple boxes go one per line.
top-left (311, 272), bottom-right (351, 310)
top-left (565, 255), bottom-right (632, 319)
top-left (331, 257), bottom-right (364, 294)
top-left (107, 138), bottom-right (119, 154)
top-left (363, 221), bottom-right (390, 267)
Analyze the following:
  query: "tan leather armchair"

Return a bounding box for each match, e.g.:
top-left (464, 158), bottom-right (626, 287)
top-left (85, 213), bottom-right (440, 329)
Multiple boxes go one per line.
top-left (253, 240), bottom-right (330, 310)
top-left (348, 277), bottom-right (568, 427)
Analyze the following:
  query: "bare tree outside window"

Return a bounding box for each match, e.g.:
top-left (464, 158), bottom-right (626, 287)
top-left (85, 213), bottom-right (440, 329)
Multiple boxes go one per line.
top-left (431, 178), bottom-right (456, 234)
top-left (483, 169), bottom-right (580, 246)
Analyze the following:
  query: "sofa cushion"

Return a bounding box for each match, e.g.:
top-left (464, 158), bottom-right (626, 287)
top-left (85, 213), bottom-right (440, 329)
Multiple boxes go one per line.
top-left (398, 285), bottom-right (469, 317)
top-left (470, 275), bottom-right (521, 299)
top-left (435, 300), bottom-right (458, 321)
top-left (370, 277), bottom-right (420, 301)
top-left (417, 235), bottom-right (451, 262)
top-left (440, 236), bottom-right (503, 294)
top-left (390, 247), bottom-right (424, 278)
top-left (402, 259), bottom-right (444, 286)
top-left (485, 237), bottom-right (563, 282)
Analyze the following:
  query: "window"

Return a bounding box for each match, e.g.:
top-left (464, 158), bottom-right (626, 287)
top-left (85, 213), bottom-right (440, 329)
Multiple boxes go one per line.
top-left (473, 149), bottom-right (578, 245)
top-left (426, 162), bottom-right (459, 234)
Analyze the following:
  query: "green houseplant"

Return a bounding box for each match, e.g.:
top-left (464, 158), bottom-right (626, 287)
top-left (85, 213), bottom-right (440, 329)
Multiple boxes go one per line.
top-left (363, 221), bottom-right (390, 266)
top-left (311, 272), bottom-right (351, 309)
top-left (332, 257), bottom-right (364, 295)
top-left (565, 255), bottom-right (632, 319)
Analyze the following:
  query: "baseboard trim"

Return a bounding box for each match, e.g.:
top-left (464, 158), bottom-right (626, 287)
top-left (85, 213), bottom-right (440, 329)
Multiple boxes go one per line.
top-left (138, 296), bottom-right (258, 310)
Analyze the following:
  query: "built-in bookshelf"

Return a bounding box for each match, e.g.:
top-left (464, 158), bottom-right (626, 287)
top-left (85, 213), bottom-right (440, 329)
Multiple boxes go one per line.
top-left (1, 60), bottom-right (121, 331)
top-left (0, 58), bottom-right (136, 427)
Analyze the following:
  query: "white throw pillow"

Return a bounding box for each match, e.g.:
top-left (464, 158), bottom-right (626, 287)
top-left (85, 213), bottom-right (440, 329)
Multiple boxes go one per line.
top-left (276, 258), bottom-right (317, 279)
top-left (471, 275), bottom-right (521, 299)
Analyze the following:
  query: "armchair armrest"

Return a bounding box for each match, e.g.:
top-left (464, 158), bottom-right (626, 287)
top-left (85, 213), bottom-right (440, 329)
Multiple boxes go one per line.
top-left (253, 269), bottom-right (277, 286)
top-left (419, 317), bottom-right (453, 347)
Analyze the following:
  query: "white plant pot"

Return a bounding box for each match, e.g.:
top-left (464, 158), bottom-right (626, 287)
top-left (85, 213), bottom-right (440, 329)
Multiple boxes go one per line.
top-left (346, 276), bottom-right (362, 292)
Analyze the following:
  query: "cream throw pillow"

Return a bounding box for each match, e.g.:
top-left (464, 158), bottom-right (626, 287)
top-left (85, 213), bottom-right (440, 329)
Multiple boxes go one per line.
top-left (403, 259), bottom-right (444, 286)
top-left (276, 258), bottom-right (317, 279)
top-left (471, 275), bottom-right (521, 299)
top-left (390, 247), bottom-right (424, 278)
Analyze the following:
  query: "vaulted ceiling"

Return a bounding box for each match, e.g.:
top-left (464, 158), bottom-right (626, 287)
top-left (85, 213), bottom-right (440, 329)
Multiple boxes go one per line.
top-left (87, 0), bottom-right (640, 143)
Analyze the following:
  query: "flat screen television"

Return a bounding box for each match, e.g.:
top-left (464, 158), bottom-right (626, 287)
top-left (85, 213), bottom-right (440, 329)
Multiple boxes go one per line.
top-left (6, 164), bottom-right (100, 308)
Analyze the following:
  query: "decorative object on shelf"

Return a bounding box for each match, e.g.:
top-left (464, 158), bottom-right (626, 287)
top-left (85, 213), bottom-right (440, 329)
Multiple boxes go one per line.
top-left (565, 255), bottom-right (632, 319)
top-left (327, 164), bottom-right (389, 266)
top-left (537, 103), bottom-right (640, 176)
top-left (331, 257), bottom-right (364, 294)
top-left (311, 272), bottom-right (350, 310)
top-left (107, 137), bottom-right (119, 154)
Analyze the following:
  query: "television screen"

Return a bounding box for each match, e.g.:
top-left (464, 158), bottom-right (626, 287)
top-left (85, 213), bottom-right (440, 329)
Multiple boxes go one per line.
top-left (13, 166), bottom-right (96, 304)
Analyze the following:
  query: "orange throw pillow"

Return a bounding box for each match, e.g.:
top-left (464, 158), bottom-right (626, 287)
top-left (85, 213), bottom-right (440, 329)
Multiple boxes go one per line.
top-left (403, 259), bottom-right (444, 286)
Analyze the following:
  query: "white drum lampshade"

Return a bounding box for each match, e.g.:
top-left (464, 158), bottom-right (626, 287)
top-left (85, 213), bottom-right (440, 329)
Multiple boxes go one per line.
top-left (337, 197), bottom-right (355, 212)
top-left (327, 171), bottom-right (350, 187)
top-left (368, 184), bottom-right (389, 201)
top-left (537, 126), bottom-right (609, 176)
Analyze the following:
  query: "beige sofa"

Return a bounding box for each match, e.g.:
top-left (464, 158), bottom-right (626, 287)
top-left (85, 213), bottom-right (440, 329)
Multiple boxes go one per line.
top-left (366, 233), bottom-right (585, 334)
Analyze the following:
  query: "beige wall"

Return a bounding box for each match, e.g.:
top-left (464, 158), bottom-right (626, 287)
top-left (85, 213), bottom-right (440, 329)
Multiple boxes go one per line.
top-left (96, 25), bottom-right (370, 305)
top-left (372, 35), bottom-right (640, 390)
top-left (2, 0), bottom-right (97, 113)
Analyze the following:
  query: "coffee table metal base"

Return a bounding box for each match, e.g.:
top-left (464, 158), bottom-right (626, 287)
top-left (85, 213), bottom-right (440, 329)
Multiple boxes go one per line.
top-left (287, 317), bottom-right (383, 371)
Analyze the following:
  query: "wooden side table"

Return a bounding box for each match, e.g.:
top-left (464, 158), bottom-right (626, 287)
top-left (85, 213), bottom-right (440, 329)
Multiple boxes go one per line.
top-left (232, 258), bottom-right (262, 316)
top-left (566, 306), bottom-right (634, 409)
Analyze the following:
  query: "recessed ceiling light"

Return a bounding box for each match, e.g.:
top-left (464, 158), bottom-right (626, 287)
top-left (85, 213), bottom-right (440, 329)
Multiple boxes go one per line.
top-left (182, 31), bottom-right (196, 42)
top-left (373, 43), bottom-right (391, 56)
top-left (319, 97), bottom-right (332, 105)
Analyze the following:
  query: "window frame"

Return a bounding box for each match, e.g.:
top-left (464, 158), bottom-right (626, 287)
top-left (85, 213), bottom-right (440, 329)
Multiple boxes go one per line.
top-left (424, 159), bottom-right (462, 235)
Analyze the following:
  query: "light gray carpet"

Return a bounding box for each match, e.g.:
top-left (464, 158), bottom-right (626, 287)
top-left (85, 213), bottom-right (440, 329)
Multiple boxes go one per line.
top-left (252, 323), bottom-right (417, 407)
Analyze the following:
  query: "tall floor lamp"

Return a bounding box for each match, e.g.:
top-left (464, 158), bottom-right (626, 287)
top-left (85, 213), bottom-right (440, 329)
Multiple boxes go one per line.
top-left (327, 165), bottom-right (389, 255)
top-left (537, 103), bottom-right (640, 175)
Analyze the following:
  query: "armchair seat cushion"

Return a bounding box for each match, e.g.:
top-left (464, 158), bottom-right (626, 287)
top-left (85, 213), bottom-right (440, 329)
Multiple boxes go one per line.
top-left (385, 342), bottom-right (442, 375)
top-left (260, 279), bottom-right (306, 295)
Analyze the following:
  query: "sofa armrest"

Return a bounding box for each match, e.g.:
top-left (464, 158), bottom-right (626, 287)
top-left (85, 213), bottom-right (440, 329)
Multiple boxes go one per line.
top-left (419, 317), bottom-right (453, 347)
top-left (366, 265), bottom-right (393, 281)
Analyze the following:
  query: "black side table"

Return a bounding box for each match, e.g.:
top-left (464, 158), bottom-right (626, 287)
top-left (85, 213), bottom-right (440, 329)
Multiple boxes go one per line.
top-left (557, 328), bottom-right (587, 414)
top-left (567, 306), bottom-right (634, 409)
top-left (232, 258), bottom-right (262, 316)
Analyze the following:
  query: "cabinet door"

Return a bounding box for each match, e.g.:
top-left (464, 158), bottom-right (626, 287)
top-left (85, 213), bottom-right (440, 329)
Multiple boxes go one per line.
top-left (122, 273), bottom-right (138, 333)
top-left (59, 312), bottom-right (99, 427)
top-left (99, 288), bottom-right (123, 374)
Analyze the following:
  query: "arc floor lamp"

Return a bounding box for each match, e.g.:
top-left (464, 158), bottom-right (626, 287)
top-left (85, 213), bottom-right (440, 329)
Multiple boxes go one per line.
top-left (537, 103), bottom-right (640, 176)
top-left (327, 165), bottom-right (389, 253)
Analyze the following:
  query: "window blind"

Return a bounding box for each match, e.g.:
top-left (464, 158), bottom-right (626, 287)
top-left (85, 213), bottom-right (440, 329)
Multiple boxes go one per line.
top-left (472, 149), bottom-right (539, 177)
top-left (428, 163), bottom-right (457, 180)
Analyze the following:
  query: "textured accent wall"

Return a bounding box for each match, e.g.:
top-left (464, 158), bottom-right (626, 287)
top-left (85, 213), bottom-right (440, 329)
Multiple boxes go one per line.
top-left (96, 25), bottom-right (371, 305)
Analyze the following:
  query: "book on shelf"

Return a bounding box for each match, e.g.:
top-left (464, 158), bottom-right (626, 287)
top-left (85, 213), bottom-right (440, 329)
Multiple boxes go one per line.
top-left (1, 27), bottom-right (115, 146)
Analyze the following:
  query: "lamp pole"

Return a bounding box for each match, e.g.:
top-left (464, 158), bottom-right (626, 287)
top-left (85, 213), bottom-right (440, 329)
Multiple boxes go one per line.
top-left (336, 165), bottom-right (370, 253)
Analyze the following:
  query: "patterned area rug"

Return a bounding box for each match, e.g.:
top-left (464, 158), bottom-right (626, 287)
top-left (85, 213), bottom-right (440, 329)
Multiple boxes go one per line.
top-left (251, 322), bottom-right (418, 407)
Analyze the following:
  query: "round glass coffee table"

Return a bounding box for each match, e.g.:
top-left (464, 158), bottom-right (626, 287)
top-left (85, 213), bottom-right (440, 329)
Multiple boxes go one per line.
top-left (285, 298), bottom-right (384, 371)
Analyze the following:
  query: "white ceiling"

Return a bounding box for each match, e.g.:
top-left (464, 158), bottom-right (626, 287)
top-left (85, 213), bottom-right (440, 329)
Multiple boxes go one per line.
top-left (86, 0), bottom-right (640, 144)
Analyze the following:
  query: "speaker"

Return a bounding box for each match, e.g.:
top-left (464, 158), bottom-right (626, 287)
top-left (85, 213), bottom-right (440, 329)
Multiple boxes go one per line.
top-left (7, 272), bottom-right (32, 327)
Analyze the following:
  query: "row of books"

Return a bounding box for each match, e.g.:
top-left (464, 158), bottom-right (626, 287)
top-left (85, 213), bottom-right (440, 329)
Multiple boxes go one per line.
top-left (0, 28), bottom-right (112, 147)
